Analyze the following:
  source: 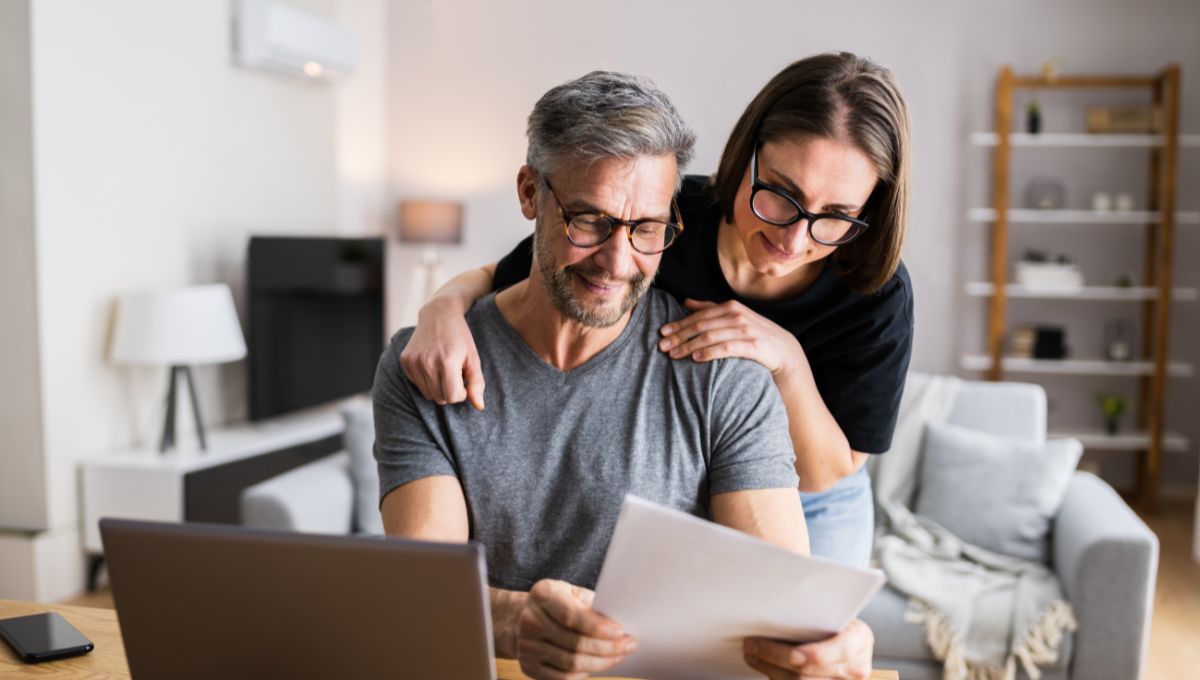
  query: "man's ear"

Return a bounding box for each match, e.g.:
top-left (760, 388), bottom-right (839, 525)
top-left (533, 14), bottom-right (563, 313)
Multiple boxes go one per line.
top-left (516, 165), bottom-right (539, 220)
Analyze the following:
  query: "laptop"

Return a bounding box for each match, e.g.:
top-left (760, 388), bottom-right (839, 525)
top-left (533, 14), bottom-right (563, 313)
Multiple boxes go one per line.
top-left (100, 519), bottom-right (496, 680)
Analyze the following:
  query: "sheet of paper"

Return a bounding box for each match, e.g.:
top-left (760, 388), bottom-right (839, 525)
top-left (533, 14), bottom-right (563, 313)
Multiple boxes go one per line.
top-left (592, 495), bottom-right (885, 680)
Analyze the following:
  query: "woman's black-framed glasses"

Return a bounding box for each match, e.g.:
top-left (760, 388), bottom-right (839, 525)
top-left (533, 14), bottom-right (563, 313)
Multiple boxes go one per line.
top-left (750, 144), bottom-right (869, 246)
top-left (542, 178), bottom-right (684, 255)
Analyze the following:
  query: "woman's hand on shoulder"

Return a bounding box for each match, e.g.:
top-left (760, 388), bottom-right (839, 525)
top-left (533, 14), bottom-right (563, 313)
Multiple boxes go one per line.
top-left (400, 298), bottom-right (486, 410)
top-left (743, 617), bottom-right (874, 680)
top-left (658, 299), bottom-right (803, 377)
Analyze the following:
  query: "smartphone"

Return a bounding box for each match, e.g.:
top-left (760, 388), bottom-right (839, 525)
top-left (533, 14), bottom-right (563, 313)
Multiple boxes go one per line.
top-left (0, 612), bottom-right (94, 663)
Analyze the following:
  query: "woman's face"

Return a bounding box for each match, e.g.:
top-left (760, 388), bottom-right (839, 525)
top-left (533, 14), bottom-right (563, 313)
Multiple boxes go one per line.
top-left (730, 135), bottom-right (879, 279)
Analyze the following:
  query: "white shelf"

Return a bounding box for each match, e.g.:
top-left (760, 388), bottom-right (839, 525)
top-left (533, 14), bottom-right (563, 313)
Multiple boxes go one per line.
top-left (970, 132), bottom-right (1200, 147)
top-left (1051, 430), bottom-right (1190, 452)
top-left (961, 355), bottom-right (1195, 377)
top-left (965, 282), bottom-right (1199, 301)
top-left (80, 401), bottom-right (347, 472)
top-left (967, 208), bottom-right (1200, 224)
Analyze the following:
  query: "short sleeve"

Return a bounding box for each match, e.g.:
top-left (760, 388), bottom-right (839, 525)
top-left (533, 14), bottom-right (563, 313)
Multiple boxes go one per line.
top-left (815, 267), bottom-right (914, 454)
top-left (372, 330), bottom-right (459, 504)
top-left (705, 359), bottom-right (800, 494)
top-left (493, 236), bottom-right (535, 291)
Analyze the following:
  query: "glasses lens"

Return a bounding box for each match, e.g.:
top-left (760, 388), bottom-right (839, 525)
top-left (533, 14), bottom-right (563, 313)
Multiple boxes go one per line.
top-left (811, 218), bottom-right (863, 245)
top-left (566, 214), bottom-right (611, 246)
top-left (751, 188), bottom-right (801, 225)
top-left (630, 222), bottom-right (677, 253)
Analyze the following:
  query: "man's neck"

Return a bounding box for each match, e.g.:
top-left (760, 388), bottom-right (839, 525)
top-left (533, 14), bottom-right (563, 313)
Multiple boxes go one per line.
top-left (494, 280), bottom-right (633, 372)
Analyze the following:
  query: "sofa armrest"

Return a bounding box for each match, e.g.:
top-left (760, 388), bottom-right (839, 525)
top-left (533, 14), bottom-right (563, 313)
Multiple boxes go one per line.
top-left (1053, 471), bottom-right (1158, 680)
top-left (240, 452), bottom-right (354, 534)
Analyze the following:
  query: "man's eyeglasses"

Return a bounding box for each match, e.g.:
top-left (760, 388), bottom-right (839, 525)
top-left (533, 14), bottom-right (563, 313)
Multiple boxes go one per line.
top-left (541, 178), bottom-right (684, 255)
top-left (750, 144), bottom-right (870, 246)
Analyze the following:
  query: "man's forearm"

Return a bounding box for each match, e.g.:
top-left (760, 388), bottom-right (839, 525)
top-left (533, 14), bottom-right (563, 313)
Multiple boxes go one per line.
top-left (489, 587), bottom-right (528, 658)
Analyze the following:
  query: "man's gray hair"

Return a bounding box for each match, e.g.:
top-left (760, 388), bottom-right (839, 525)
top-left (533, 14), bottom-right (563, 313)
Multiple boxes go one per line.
top-left (526, 71), bottom-right (696, 185)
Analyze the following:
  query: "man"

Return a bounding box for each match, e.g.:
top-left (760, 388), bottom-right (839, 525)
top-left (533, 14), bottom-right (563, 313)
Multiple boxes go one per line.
top-left (374, 71), bottom-right (868, 680)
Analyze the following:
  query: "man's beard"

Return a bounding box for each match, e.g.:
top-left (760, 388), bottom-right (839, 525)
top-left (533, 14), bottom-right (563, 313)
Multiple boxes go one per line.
top-left (534, 224), bottom-right (653, 328)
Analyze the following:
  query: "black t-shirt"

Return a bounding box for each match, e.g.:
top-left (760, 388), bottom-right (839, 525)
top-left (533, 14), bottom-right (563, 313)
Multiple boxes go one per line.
top-left (494, 175), bottom-right (914, 454)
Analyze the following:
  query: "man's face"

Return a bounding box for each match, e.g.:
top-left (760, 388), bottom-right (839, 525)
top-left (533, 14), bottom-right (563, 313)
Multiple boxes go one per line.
top-left (522, 154), bottom-right (677, 328)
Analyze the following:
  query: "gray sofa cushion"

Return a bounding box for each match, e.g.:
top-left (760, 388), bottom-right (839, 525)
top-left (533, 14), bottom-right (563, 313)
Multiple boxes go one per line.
top-left (343, 399), bottom-right (384, 535)
top-left (915, 421), bottom-right (1081, 564)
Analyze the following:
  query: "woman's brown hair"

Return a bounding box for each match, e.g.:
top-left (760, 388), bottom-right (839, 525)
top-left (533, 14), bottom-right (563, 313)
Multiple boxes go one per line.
top-left (712, 52), bottom-right (910, 294)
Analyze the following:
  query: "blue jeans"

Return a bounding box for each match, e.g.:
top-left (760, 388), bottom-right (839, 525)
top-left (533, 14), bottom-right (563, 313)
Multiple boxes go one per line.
top-left (799, 465), bottom-right (874, 567)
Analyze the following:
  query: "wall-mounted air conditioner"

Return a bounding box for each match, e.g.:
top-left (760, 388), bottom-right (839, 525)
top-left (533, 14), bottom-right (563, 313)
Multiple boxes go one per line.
top-left (232, 0), bottom-right (359, 83)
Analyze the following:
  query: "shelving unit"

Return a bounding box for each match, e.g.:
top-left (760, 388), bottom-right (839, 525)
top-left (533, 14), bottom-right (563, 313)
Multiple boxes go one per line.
top-left (966, 207), bottom-right (1200, 224)
top-left (960, 355), bottom-right (1194, 377)
top-left (969, 131), bottom-right (1200, 147)
top-left (964, 282), bottom-right (1198, 301)
top-left (965, 65), bottom-right (1195, 508)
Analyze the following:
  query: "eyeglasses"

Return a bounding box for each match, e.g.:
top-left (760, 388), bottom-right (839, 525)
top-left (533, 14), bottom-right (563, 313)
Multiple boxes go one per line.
top-left (750, 143), bottom-right (870, 246)
top-left (541, 178), bottom-right (684, 255)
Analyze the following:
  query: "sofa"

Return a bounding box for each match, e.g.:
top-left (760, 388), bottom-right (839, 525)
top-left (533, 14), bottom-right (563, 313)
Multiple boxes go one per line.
top-left (863, 379), bottom-right (1158, 680)
top-left (241, 398), bottom-right (378, 536)
top-left (240, 380), bottom-right (1158, 679)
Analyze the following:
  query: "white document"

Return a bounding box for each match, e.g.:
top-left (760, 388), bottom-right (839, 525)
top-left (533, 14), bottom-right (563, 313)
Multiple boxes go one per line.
top-left (592, 495), bottom-right (885, 680)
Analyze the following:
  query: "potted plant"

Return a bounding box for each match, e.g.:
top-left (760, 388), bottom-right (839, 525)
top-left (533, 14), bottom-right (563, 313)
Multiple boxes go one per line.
top-left (1097, 394), bottom-right (1128, 435)
top-left (1026, 101), bottom-right (1042, 134)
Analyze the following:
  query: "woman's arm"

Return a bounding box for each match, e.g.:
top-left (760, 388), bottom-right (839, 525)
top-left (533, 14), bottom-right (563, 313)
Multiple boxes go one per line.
top-left (399, 263), bottom-right (497, 410)
top-left (658, 299), bottom-right (866, 492)
top-left (772, 349), bottom-right (870, 492)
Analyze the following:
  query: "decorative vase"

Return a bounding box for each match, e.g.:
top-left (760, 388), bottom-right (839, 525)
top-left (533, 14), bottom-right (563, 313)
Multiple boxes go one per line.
top-left (1105, 415), bottom-right (1120, 435)
top-left (1027, 105), bottom-right (1042, 134)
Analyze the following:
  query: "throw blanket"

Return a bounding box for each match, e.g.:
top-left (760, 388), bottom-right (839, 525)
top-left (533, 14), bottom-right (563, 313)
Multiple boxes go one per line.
top-left (871, 374), bottom-right (1077, 680)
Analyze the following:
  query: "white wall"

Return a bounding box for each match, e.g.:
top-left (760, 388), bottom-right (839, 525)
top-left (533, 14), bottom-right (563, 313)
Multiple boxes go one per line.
top-left (0, 0), bottom-right (373, 600)
top-left (385, 0), bottom-right (1200, 493)
top-left (0, 0), bottom-right (49, 532)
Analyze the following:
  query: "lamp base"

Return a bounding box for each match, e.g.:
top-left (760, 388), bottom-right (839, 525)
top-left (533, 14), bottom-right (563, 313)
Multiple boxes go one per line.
top-left (419, 245), bottom-right (442, 302)
top-left (160, 365), bottom-right (208, 453)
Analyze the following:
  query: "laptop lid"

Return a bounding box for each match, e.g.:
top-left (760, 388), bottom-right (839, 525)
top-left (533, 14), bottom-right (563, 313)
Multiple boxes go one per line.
top-left (100, 519), bottom-right (496, 680)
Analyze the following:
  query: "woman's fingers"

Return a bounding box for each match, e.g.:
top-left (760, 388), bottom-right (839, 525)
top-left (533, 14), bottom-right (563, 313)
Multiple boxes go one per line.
top-left (436, 353), bottom-right (468, 405)
top-left (463, 347), bottom-right (486, 411)
top-left (399, 351), bottom-right (438, 402)
top-left (668, 328), bottom-right (757, 361)
top-left (661, 300), bottom-right (758, 345)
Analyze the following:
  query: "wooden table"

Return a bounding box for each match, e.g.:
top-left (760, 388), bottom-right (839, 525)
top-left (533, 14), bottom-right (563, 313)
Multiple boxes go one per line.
top-left (1, 599), bottom-right (896, 679)
top-left (0, 600), bottom-right (129, 679)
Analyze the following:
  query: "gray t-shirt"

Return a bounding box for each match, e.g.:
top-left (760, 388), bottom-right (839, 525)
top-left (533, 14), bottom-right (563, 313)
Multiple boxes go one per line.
top-left (373, 288), bottom-right (799, 591)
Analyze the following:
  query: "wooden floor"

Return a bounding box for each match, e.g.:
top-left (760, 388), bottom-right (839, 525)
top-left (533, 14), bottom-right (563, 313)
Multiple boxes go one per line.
top-left (63, 501), bottom-right (1200, 678)
top-left (1138, 499), bottom-right (1200, 680)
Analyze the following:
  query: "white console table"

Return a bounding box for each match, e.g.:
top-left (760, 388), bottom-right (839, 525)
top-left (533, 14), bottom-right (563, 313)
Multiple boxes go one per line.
top-left (80, 403), bottom-right (347, 588)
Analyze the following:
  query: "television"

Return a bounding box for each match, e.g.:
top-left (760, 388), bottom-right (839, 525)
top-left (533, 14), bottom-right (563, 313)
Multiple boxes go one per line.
top-left (246, 236), bottom-right (385, 421)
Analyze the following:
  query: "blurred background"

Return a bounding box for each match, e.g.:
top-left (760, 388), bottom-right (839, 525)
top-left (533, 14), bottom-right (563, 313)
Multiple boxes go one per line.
top-left (1, 0), bottom-right (1196, 611)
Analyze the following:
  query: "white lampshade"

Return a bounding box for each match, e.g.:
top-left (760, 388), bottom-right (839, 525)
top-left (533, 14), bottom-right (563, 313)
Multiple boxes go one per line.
top-left (111, 284), bottom-right (247, 366)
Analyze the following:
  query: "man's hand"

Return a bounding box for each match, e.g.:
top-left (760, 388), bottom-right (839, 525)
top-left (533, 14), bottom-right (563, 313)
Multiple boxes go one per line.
top-left (743, 618), bottom-right (874, 680)
top-left (516, 579), bottom-right (637, 680)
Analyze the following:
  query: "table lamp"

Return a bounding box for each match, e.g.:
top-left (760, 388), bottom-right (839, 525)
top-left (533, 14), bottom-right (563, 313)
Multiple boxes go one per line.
top-left (110, 284), bottom-right (247, 453)
top-left (397, 200), bottom-right (463, 302)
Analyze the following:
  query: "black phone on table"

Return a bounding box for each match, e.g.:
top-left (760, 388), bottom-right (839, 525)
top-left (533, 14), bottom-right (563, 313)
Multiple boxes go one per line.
top-left (0, 612), bottom-right (94, 663)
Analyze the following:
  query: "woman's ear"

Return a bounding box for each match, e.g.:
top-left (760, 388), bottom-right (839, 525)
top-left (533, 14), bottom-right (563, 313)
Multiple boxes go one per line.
top-left (516, 165), bottom-right (540, 220)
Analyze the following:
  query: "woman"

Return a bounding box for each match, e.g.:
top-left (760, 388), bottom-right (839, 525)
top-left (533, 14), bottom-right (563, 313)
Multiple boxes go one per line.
top-left (403, 52), bottom-right (911, 678)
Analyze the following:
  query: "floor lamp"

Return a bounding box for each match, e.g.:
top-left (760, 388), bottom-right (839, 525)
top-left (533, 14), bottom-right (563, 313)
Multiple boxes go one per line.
top-left (110, 284), bottom-right (247, 453)
top-left (398, 200), bottom-right (463, 304)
